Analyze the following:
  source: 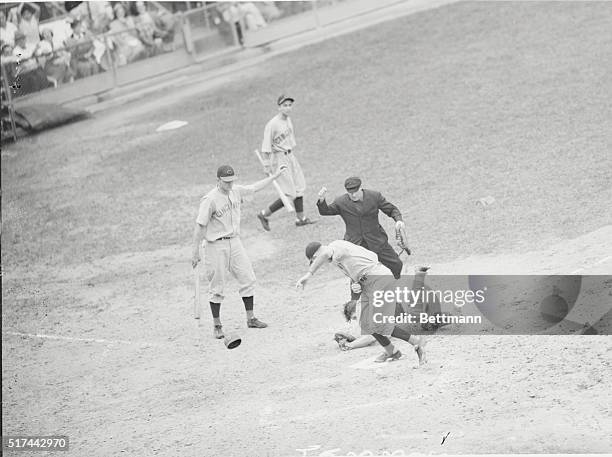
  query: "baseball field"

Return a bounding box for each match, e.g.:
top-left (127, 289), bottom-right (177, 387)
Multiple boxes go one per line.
top-left (2, 1), bottom-right (612, 456)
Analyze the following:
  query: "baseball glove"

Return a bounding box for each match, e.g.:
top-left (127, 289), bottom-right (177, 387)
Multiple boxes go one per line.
top-left (395, 224), bottom-right (411, 255)
top-left (334, 332), bottom-right (356, 351)
top-left (343, 300), bottom-right (358, 322)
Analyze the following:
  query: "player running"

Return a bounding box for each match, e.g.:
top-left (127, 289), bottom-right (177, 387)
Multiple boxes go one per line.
top-left (296, 240), bottom-right (428, 364)
top-left (192, 164), bottom-right (286, 339)
top-left (257, 94), bottom-right (316, 230)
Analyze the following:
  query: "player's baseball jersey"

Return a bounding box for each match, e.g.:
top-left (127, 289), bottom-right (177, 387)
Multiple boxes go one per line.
top-left (328, 240), bottom-right (379, 282)
top-left (196, 185), bottom-right (255, 242)
top-left (261, 114), bottom-right (296, 155)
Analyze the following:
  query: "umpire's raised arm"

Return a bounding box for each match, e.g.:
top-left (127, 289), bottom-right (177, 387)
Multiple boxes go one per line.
top-left (316, 186), bottom-right (340, 215)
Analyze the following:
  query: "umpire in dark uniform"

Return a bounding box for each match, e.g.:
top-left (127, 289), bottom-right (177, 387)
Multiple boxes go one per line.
top-left (316, 177), bottom-right (406, 284)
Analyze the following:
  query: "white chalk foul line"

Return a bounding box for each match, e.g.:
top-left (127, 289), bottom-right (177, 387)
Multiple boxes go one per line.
top-left (570, 255), bottom-right (612, 275)
top-left (3, 330), bottom-right (158, 347)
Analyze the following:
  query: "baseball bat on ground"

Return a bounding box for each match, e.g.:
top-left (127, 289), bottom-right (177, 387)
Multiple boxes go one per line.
top-left (254, 149), bottom-right (295, 212)
top-left (193, 248), bottom-right (202, 325)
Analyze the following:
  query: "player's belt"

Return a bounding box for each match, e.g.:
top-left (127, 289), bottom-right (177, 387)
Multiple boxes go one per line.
top-left (274, 149), bottom-right (292, 155)
top-left (357, 264), bottom-right (379, 283)
top-left (215, 236), bottom-right (234, 241)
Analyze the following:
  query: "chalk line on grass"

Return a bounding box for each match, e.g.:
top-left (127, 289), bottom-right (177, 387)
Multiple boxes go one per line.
top-left (2, 330), bottom-right (158, 347)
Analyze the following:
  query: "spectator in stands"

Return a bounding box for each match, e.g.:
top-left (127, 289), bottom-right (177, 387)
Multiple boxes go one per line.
top-left (220, 3), bottom-right (244, 46)
top-left (65, 19), bottom-right (99, 78)
top-left (131, 1), bottom-right (163, 57)
top-left (238, 2), bottom-right (267, 31)
top-left (87, 2), bottom-right (114, 34)
top-left (7, 31), bottom-right (52, 95)
top-left (108, 3), bottom-right (146, 66)
top-left (1, 10), bottom-right (18, 47)
top-left (1, 43), bottom-right (16, 81)
top-left (35, 29), bottom-right (73, 87)
top-left (152, 5), bottom-right (177, 51)
top-left (257, 2), bottom-right (281, 22)
top-left (17, 2), bottom-right (41, 47)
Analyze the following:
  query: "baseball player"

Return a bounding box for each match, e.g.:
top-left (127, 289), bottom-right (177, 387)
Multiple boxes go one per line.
top-left (257, 94), bottom-right (316, 231)
top-left (192, 164), bottom-right (287, 339)
top-left (317, 177), bottom-right (407, 299)
top-left (334, 300), bottom-right (377, 351)
top-left (296, 240), bottom-right (428, 364)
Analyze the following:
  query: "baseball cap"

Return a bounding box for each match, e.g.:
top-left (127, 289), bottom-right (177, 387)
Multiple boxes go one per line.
top-left (344, 177), bottom-right (362, 192)
top-left (305, 241), bottom-right (322, 264)
top-left (217, 165), bottom-right (238, 182)
top-left (277, 94), bottom-right (295, 105)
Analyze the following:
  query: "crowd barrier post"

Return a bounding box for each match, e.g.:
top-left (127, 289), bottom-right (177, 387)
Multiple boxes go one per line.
top-left (1, 63), bottom-right (18, 142)
top-left (313, 1), bottom-right (322, 29)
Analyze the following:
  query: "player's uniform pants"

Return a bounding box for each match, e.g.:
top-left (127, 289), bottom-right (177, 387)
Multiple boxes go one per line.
top-left (350, 240), bottom-right (403, 299)
top-left (270, 150), bottom-right (306, 198)
top-left (204, 237), bottom-right (256, 302)
top-left (359, 263), bottom-right (426, 336)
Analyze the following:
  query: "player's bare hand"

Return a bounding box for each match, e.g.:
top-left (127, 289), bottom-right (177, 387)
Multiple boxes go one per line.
top-left (350, 282), bottom-right (362, 294)
top-left (296, 272), bottom-right (312, 290)
top-left (317, 186), bottom-right (328, 201)
top-left (274, 165), bottom-right (288, 177)
top-left (191, 252), bottom-right (201, 269)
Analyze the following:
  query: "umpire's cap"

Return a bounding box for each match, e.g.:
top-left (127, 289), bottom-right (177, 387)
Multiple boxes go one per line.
top-left (217, 165), bottom-right (238, 182)
top-left (305, 241), bottom-right (322, 264)
top-left (277, 94), bottom-right (295, 105)
top-left (344, 177), bottom-right (362, 192)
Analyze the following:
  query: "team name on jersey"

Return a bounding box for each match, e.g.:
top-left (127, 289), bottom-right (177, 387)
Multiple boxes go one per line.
top-left (273, 127), bottom-right (293, 146)
top-left (214, 198), bottom-right (240, 219)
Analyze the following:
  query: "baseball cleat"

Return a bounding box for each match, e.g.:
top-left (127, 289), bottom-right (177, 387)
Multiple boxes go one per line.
top-left (295, 217), bottom-right (317, 227)
top-left (374, 350), bottom-right (402, 363)
top-left (416, 266), bottom-right (430, 273)
top-left (257, 212), bottom-right (271, 231)
top-left (247, 317), bottom-right (268, 328)
top-left (213, 324), bottom-right (224, 339)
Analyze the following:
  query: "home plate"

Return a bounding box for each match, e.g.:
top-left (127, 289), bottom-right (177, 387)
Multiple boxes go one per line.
top-left (350, 355), bottom-right (404, 370)
top-left (156, 120), bottom-right (188, 132)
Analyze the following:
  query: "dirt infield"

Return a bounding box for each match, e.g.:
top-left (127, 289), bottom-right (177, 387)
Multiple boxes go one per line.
top-left (2, 2), bottom-right (612, 456)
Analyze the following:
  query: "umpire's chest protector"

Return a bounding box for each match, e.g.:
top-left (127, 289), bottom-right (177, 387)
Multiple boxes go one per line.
top-left (337, 190), bottom-right (389, 248)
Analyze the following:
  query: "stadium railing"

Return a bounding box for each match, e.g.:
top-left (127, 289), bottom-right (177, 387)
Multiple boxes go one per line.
top-left (0, 0), bottom-right (406, 106)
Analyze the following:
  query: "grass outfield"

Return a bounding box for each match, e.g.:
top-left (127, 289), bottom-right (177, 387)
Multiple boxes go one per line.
top-left (2, 2), bottom-right (612, 456)
top-left (2, 1), bottom-right (611, 271)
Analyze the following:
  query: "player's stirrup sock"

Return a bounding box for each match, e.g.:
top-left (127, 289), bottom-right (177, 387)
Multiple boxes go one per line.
top-left (390, 326), bottom-right (412, 343)
top-left (242, 296), bottom-right (254, 320)
top-left (293, 196), bottom-right (304, 213)
top-left (372, 333), bottom-right (391, 347)
top-left (210, 302), bottom-right (221, 326)
top-left (264, 198), bottom-right (284, 217)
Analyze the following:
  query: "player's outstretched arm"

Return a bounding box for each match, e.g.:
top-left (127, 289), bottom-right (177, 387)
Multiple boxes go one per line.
top-left (346, 335), bottom-right (376, 350)
top-left (296, 246), bottom-right (333, 289)
top-left (247, 165), bottom-right (288, 192)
